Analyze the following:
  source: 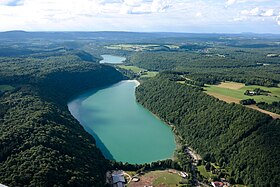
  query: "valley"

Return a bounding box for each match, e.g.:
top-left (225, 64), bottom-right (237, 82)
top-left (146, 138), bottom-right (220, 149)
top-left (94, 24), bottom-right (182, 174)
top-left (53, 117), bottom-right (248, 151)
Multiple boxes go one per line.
top-left (0, 31), bottom-right (279, 187)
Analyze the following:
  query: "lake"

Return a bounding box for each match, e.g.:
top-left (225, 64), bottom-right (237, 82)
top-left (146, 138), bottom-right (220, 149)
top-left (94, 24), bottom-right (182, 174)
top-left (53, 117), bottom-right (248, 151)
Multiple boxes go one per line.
top-left (100, 54), bottom-right (126, 64)
top-left (68, 80), bottom-right (176, 164)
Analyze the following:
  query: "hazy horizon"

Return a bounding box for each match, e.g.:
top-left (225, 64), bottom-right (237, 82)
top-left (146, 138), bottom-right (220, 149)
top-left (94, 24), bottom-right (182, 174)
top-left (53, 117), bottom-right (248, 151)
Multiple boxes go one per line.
top-left (1, 30), bottom-right (280, 35)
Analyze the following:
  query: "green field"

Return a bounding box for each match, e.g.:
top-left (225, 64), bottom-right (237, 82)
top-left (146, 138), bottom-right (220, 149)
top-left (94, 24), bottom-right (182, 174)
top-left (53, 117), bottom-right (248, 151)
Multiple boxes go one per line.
top-left (0, 85), bottom-right (14, 92)
top-left (140, 71), bottom-right (158, 78)
top-left (128, 170), bottom-right (184, 187)
top-left (197, 165), bottom-right (217, 179)
top-left (152, 171), bottom-right (182, 186)
top-left (105, 44), bottom-right (160, 51)
top-left (118, 65), bottom-right (158, 78)
top-left (205, 83), bottom-right (280, 104)
top-left (118, 65), bottom-right (144, 73)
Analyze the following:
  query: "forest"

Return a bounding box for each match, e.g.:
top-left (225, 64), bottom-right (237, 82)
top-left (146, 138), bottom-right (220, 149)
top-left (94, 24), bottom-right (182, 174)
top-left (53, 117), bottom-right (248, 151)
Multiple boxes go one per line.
top-left (0, 47), bottom-right (124, 186)
top-left (0, 31), bottom-right (279, 186)
top-left (257, 101), bottom-right (280, 114)
top-left (136, 73), bottom-right (280, 186)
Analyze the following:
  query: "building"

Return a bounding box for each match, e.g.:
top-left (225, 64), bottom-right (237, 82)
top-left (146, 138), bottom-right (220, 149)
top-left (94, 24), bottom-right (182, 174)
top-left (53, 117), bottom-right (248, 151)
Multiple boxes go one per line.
top-left (112, 170), bottom-right (125, 187)
top-left (211, 181), bottom-right (224, 187)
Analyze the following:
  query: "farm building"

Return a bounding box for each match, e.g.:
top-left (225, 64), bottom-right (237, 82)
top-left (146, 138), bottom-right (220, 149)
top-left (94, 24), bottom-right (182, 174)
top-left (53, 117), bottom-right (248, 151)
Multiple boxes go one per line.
top-left (112, 170), bottom-right (125, 187)
top-left (211, 181), bottom-right (226, 187)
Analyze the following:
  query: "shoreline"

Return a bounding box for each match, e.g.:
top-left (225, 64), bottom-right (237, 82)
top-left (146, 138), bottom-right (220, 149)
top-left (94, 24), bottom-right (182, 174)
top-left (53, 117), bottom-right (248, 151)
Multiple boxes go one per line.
top-left (134, 84), bottom-right (202, 163)
top-left (126, 79), bottom-right (141, 87)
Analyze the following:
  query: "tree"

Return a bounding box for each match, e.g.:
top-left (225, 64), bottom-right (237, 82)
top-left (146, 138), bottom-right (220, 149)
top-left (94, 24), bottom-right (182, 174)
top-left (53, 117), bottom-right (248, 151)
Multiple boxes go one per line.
top-left (205, 162), bottom-right (211, 172)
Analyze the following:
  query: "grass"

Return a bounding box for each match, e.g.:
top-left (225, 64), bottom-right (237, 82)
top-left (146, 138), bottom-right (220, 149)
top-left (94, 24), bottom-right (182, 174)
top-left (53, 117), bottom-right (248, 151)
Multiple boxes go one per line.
top-left (152, 171), bottom-right (182, 186)
top-left (128, 170), bottom-right (184, 187)
top-left (164, 44), bottom-right (180, 49)
top-left (204, 82), bottom-right (280, 104)
top-left (0, 85), bottom-right (14, 92)
top-left (105, 44), bottom-right (160, 51)
top-left (118, 65), bottom-right (158, 78)
top-left (118, 65), bottom-right (144, 73)
top-left (141, 71), bottom-right (158, 78)
top-left (197, 165), bottom-right (217, 179)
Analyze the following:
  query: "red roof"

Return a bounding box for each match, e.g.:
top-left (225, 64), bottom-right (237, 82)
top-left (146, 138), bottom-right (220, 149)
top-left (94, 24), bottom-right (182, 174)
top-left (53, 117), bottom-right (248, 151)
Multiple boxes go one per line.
top-left (211, 181), bottom-right (224, 187)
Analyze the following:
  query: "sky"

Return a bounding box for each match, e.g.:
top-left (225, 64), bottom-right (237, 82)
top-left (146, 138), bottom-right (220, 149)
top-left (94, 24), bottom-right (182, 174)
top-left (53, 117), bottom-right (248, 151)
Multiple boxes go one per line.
top-left (0, 0), bottom-right (279, 33)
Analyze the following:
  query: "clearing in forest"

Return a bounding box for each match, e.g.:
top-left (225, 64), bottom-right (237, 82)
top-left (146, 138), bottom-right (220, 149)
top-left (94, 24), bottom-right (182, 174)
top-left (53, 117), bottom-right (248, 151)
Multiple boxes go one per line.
top-left (204, 82), bottom-right (280, 118)
top-left (128, 170), bottom-right (184, 187)
top-left (0, 85), bottom-right (14, 92)
top-left (216, 81), bottom-right (245, 90)
top-left (204, 82), bottom-right (280, 104)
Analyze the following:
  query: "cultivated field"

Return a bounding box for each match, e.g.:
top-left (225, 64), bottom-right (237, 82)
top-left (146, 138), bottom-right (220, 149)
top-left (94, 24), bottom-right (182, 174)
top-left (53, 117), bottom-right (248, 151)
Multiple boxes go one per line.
top-left (205, 82), bottom-right (280, 104)
top-left (204, 82), bottom-right (280, 118)
top-left (217, 82), bottom-right (245, 90)
top-left (118, 65), bottom-right (144, 73)
top-left (105, 44), bottom-right (161, 51)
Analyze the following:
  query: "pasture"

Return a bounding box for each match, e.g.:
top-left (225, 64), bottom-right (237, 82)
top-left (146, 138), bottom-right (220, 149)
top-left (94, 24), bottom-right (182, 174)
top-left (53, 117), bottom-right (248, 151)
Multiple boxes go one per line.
top-left (118, 65), bottom-right (158, 78)
top-left (204, 82), bottom-right (280, 104)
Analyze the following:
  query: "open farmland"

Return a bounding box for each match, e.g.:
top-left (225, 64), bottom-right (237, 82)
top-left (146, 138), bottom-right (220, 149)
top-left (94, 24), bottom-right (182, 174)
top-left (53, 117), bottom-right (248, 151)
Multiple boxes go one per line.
top-left (118, 65), bottom-right (158, 78)
top-left (204, 82), bottom-right (280, 104)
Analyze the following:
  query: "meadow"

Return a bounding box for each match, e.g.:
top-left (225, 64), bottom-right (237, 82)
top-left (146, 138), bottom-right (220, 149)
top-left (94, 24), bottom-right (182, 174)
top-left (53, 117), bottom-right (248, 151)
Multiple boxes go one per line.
top-left (128, 170), bottom-right (184, 187)
top-left (204, 81), bottom-right (280, 104)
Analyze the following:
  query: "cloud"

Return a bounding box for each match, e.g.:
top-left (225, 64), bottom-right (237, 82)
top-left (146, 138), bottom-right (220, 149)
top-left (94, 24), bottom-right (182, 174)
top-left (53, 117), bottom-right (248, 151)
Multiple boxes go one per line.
top-left (241, 7), bottom-right (260, 16)
top-left (226, 0), bottom-right (237, 6)
top-left (233, 16), bottom-right (247, 21)
top-left (277, 14), bottom-right (280, 25)
top-left (151, 0), bottom-right (171, 13)
top-left (236, 6), bottom-right (279, 26)
top-left (120, 0), bottom-right (171, 14)
top-left (261, 9), bottom-right (274, 16)
top-left (0, 0), bottom-right (23, 6)
top-left (241, 7), bottom-right (275, 17)
top-left (225, 0), bottom-right (273, 7)
top-left (0, 0), bottom-right (279, 33)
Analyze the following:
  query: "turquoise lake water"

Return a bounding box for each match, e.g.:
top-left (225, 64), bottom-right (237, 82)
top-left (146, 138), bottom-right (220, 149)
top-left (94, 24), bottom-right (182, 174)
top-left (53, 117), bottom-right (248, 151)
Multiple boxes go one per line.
top-left (100, 55), bottom-right (126, 64)
top-left (68, 80), bottom-right (176, 164)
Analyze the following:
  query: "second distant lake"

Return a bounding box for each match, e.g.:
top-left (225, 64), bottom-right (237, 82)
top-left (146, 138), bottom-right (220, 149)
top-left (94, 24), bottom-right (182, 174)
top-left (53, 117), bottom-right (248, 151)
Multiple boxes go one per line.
top-left (100, 55), bottom-right (126, 64)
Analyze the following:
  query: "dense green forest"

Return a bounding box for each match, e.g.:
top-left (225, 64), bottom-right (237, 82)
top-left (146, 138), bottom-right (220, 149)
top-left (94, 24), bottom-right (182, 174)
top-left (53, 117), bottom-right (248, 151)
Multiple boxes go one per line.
top-left (128, 47), bottom-right (280, 87)
top-left (136, 73), bottom-right (280, 186)
top-left (0, 48), bottom-right (124, 186)
top-left (257, 101), bottom-right (280, 114)
top-left (0, 32), bottom-right (280, 186)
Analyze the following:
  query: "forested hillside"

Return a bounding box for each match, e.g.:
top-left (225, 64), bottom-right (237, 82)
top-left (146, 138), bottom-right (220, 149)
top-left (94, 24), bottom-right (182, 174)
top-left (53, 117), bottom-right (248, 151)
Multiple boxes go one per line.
top-left (0, 49), bottom-right (124, 186)
top-left (129, 48), bottom-right (280, 87)
top-left (136, 73), bottom-right (280, 186)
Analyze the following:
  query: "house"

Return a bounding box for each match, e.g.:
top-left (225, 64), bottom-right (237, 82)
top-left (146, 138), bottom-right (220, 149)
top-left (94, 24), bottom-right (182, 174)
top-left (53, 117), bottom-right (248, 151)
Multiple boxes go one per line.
top-left (249, 91), bottom-right (256, 95)
top-left (179, 171), bottom-right (188, 178)
top-left (211, 181), bottom-right (224, 187)
top-left (112, 170), bottom-right (125, 187)
top-left (132, 177), bottom-right (140, 182)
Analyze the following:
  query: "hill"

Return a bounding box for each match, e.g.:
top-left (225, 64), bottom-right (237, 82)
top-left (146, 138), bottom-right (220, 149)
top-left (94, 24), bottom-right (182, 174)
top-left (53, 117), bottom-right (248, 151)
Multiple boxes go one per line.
top-left (136, 73), bottom-right (280, 186)
top-left (0, 49), bottom-right (124, 186)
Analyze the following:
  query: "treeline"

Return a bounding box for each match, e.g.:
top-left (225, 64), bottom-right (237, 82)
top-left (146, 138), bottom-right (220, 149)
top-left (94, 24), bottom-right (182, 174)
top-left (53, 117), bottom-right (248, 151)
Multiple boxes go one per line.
top-left (257, 101), bottom-right (280, 115)
top-left (0, 50), bottom-right (124, 186)
top-left (136, 73), bottom-right (280, 186)
top-left (128, 51), bottom-right (280, 87)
